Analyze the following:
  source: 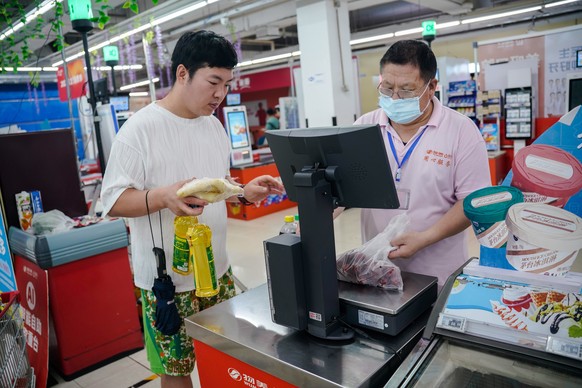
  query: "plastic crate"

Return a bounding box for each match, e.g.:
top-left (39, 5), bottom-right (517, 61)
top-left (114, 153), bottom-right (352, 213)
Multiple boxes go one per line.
top-left (0, 291), bottom-right (34, 388)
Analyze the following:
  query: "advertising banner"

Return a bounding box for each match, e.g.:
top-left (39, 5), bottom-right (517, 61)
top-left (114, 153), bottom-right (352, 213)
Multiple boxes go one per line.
top-left (57, 59), bottom-right (87, 102)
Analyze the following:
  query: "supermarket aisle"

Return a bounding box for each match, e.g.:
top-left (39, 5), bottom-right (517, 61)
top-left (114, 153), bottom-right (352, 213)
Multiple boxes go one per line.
top-left (49, 207), bottom-right (480, 387)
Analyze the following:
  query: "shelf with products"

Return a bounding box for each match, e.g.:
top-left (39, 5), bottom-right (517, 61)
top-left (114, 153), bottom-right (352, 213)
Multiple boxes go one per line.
top-left (447, 80), bottom-right (476, 119)
top-left (477, 90), bottom-right (502, 152)
top-left (504, 87), bottom-right (533, 140)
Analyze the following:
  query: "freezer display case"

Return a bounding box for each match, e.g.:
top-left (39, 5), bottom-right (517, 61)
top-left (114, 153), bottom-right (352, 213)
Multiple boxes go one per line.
top-left (387, 259), bottom-right (582, 387)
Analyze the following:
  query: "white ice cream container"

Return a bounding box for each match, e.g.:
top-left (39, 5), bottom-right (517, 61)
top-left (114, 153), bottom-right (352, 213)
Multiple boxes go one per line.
top-left (505, 203), bottom-right (582, 276)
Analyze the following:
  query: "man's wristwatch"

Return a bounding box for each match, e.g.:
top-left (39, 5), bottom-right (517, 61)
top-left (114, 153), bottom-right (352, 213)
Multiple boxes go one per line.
top-left (238, 184), bottom-right (254, 206)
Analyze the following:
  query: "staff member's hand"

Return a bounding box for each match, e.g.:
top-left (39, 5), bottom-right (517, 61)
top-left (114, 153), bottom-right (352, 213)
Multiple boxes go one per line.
top-left (243, 175), bottom-right (284, 202)
top-left (388, 230), bottom-right (432, 260)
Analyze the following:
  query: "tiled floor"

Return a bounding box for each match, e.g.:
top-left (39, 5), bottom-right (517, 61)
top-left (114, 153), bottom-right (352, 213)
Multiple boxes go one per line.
top-left (48, 207), bottom-right (483, 387)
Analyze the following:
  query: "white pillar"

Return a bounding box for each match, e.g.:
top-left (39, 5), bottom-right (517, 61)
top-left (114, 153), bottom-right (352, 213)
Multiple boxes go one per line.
top-left (296, 0), bottom-right (356, 127)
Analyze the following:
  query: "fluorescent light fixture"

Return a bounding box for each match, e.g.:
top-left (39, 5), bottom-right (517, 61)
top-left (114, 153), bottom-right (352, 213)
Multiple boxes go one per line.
top-left (129, 92), bottom-right (149, 97)
top-left (545, 0), bottom-right (578, 7)
top-left (395, 27), bottom-right (423, 37)
top-left (237, 51), bottom-right (300, 67)
top-left (95, 64), bottom-right (143, 71)
top-left (3, 66), bottom-right (43, 72)
top-left (350, 33), bottom-right (394, 45)
top-left (462, 6), bottom-right (542, 24)
top-left (436, 21), bottom-right (461, 29)
top-left (53, 0), bottom-right (215, 67)
top-left (0, 0), bottom-right (62, 41)
top-left (152, 1), bottom-right (208, 26)
top-left (43, 67), bottom-right (58, 71)
top-left (120, 77), bottom-right (160, 91)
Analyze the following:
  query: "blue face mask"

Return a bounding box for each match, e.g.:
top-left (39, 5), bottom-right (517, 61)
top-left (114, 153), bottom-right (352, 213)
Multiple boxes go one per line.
top-left (379, 82), bottom-right (431, 124)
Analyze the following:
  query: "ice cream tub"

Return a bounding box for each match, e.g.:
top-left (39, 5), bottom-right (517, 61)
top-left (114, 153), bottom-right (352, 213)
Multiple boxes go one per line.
top-left (463, 186), bottom-right (524, 248)
top-left (510, 144), bottom-right (582, 208)
top-left (505, 203), bottom-right (582, 276)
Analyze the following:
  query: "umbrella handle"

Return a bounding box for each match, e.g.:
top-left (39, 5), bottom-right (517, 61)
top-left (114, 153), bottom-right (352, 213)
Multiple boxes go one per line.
top-left (153, 247), bottom-right (167, 277)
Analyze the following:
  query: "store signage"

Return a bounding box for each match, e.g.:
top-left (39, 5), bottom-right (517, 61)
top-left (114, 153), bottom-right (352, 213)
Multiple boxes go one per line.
top-left (57, 58), bottom-right (87, 102)
top-left (230, 68), bottom-right (292, 93)
top-left (14, 256), bottom-right (49, 388)
top-left (422, 20), bottom-right (436, 38)
top-left (0, 211), bottom-right (17, 292)
top-left (103, 45), bottom-right (119, 63)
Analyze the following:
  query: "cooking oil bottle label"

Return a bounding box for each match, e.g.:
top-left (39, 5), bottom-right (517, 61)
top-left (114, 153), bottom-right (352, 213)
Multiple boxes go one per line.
top-left (173, 235), bottom-right (191, 274)
top-left (207, 247), bottom-right (218, 289)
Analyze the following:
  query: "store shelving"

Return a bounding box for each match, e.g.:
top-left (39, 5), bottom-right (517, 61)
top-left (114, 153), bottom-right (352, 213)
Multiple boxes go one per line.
top-left (504, 87), bottom-right (533, 140)
top-left (447, 80), bottom-right (477, 119)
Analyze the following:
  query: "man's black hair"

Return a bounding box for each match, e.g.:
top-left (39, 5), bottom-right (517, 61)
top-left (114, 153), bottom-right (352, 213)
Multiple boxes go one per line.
top-left (171, 30), bottom-right (238, 84)
top-left (379, 40), bottom-right (437, 83)
top-left (267, 108), bottom-right (276, 115)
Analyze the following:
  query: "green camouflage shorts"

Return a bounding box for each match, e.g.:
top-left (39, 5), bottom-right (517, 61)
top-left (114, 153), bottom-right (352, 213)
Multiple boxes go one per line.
top-left (142, 267), bottom-right (236, 376)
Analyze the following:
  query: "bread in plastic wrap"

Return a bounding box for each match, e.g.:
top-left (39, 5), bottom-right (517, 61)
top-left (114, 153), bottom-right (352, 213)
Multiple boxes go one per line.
top-left (176, 177), bottom-right (244, 203)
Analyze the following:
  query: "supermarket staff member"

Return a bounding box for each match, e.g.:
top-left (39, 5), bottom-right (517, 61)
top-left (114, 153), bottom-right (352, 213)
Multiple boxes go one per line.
top-left (350, 40), bottom-right (490, 287)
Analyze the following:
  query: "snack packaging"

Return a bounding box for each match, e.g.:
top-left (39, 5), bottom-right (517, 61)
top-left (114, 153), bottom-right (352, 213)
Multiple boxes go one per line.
top-left (15, 191), bottom-right (33, 232)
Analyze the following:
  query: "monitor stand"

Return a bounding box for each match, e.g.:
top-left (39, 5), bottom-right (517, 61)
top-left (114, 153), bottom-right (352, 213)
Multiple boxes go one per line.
top-left (294, 166), bottom-right (353, 340)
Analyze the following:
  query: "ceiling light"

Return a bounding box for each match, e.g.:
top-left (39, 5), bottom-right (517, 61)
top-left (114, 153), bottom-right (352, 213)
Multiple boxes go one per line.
top-left (462, 6), bottom-right (542, 24)
top-left (95, 64), bottom-right (143, 71)
top-left (151, 1), bottom-right (208, 26)
top-left (120, 78), bottom-right (160, 91)
top-left (436, 21), bottom-right (461, 29)
top-left (395, 27), bottom-right (423, 37)
top-left (350, 33), bottom-right (394, 45)
top-left (43, 67), bottom-right (58, 71)
top-left (544, 0), bottom-right (578, 7)
top-left (0, 0), bottom-right (62, 41)
top-left (129, 92), bottom-right (149, 97)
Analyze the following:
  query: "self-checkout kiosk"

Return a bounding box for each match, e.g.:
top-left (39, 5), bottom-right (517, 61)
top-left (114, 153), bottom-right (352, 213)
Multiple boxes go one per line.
top-left (223, 105), bottom-right (253, 166)
top-left (264, 125), bottom-right (438, 341)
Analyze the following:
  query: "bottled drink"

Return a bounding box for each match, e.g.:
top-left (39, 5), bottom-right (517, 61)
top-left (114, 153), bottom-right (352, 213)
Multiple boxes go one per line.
top-left (187, 223), bottom-right (219, 298)
top-left (172, 216), bottom-right (198, 275)
top-left (280, 215), bottom-right (297, 234)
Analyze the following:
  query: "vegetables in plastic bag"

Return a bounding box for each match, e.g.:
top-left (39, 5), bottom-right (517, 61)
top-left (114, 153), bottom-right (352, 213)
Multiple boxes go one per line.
top-left (336, 214), bottom-right (409, 291)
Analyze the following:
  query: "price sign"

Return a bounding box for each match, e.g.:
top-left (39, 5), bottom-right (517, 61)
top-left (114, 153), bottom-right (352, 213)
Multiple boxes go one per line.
top-left (547, 337), bottom-right (582, 360)
top-left (438, 314), bottom-right (466, 333)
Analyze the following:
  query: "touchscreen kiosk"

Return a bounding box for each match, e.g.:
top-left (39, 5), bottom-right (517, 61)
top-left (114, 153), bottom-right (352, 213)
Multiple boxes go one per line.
top-left (566, 74), bottom-right (582, 112)
top-left (264, 125), bottom-right (399, 340)
top-left (109, 95), bottom-right (129, 112)
top-left (223, 105), bottom-right (253, 166)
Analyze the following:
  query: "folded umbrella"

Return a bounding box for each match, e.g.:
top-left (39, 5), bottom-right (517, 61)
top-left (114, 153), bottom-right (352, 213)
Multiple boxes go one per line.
top-left (152, 247), bottom-right (181, 336)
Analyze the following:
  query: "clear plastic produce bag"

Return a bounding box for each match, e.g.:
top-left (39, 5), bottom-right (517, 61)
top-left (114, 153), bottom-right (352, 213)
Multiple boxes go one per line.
top-left (31, 209), bottom-right (75, 235)
top-left (336, 214), bottom-right (409, 291)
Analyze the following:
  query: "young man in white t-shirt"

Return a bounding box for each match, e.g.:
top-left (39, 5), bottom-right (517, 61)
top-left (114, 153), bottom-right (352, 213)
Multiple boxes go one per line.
top-left (347, 40), bottom-right (490, 288)
top-left (100, 31), bottom-right (283, 388)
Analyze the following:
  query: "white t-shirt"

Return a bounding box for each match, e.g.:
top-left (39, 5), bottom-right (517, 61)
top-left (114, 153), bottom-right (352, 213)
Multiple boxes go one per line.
top-left (100, 102), bottom-right (231, 292)
top-left (355, 97), bottom-right (490, 286)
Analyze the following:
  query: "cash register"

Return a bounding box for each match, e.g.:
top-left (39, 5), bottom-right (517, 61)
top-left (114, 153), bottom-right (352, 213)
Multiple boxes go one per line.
top-left (264, 125), bottom-right (437, 340)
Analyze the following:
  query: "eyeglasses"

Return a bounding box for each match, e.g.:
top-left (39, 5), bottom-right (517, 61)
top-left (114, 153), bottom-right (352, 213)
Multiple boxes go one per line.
top-left (377, 82), bottom-right (428, 99)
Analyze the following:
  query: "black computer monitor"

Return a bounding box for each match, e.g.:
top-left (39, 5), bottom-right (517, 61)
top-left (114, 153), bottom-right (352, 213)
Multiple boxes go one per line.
top-left (93, 77), bottom-right (109, 103)
top-left (264, 125), bottom-right (399, 340)
top-left (266, 125), bottom-right (399, 209)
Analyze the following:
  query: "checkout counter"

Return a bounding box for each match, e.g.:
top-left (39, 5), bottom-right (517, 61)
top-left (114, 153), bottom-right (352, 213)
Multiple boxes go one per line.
top-left (187, 125), bottom-right (439, 386)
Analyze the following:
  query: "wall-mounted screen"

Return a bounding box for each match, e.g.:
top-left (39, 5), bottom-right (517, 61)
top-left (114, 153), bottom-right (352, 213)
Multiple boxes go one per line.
top-left (109, 95), bottom-right (129, 112)
top-left (576, 50), bottom-right (582, 68)
top-left (568, 78), bottom-right (582, 111)
top-left (226, 110), bottom-right (250, 149)
top-left (226, 93), bottom-right (241, 106)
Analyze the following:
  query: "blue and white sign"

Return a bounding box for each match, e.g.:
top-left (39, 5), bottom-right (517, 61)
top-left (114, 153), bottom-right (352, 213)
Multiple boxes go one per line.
top-left (0, 211), bottom-right (17, 292)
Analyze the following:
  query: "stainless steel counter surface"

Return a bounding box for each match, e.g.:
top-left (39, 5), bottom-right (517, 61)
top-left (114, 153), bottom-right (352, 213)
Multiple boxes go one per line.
top-left (185, 284), bottom-right (428, 387)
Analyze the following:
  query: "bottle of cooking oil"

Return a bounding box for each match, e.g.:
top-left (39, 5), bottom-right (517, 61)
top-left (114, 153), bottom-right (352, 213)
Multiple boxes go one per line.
top-left (172, 216), bottom-right (199, 275)
top-left (187, 223), bottom-right (219, 297)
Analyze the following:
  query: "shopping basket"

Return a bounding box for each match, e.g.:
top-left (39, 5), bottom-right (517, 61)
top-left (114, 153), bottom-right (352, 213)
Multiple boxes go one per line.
top-left (0, 291), bottom-right (34, 388)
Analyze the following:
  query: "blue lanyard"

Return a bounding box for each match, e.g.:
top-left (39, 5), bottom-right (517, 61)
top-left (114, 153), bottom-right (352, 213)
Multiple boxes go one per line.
top-left (387, 126), bottom-right (428, 182)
